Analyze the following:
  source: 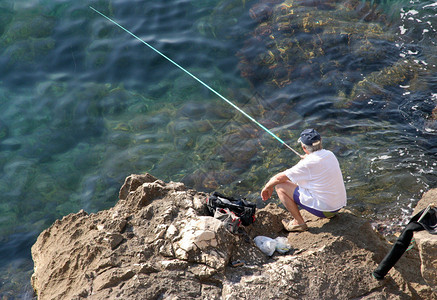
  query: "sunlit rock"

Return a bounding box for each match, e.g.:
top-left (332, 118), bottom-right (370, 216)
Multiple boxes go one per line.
top-left (31, 174), bottom-right (437, 299)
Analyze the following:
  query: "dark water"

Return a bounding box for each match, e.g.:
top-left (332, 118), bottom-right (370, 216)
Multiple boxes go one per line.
top-left (0, 0), bottom-right (436, 297)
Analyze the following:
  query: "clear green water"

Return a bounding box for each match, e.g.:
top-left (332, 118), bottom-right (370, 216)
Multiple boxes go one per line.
top-left (0, 0), bottom-right (436, 297)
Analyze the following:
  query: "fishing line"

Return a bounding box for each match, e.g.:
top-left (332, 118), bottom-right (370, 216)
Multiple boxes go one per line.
top-left (89, 6), bottom-right (301, 157)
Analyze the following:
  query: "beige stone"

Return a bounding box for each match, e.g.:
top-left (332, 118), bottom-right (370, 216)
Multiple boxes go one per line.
top-left (31, 173), bottom-right (437, 300)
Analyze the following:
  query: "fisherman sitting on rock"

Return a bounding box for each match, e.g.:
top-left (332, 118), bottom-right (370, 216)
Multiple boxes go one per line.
top-left (261, 129), bottom-right (347, 232)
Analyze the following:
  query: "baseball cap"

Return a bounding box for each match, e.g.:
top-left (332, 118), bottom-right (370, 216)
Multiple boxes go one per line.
top-left (298, 128), bottom-right (321, 146)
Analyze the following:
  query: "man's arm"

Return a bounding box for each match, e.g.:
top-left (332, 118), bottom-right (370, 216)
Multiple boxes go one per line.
top-left (261, 172), bottom-right (290, 201)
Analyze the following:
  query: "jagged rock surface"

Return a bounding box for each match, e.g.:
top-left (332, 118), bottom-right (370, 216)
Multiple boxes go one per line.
top-left (413, 189), bottom-right (437, 291)
top-left (31, 174), bottom-right (437, 299)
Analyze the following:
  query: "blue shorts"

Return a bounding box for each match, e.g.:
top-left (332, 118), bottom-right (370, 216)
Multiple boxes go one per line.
top-left (293, 187), bottom-right (339, 218)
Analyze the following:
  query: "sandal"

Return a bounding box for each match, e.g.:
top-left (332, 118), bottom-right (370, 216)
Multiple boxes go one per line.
top-left (282, 219), bottom-right (308, 232)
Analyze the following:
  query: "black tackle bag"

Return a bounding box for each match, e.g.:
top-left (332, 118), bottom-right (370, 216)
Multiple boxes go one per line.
top-left (206, 192), bottom-right (256, 226)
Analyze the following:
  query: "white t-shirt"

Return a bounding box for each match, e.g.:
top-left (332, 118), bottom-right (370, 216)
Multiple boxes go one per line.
top-left (283, 149), bottom-right (347, 212)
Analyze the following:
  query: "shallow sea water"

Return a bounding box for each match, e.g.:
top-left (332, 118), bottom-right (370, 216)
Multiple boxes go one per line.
top-left (0, 0), bottom-right (436, 297)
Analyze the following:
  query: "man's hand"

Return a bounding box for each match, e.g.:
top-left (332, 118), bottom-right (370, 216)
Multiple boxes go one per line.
top-left (261, 186), bottom-right (274, 201)
top-left (261, 173), bottom-right (289, 201)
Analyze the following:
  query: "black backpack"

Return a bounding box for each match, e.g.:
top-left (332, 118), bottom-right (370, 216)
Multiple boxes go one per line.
top-left (206, 192), bottom-right (256, 226)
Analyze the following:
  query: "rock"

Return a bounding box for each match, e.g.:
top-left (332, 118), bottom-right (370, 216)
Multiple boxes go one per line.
top-left (413, 189), bottom-right (437, 214)
top-left (105, 233), bottom-right (124, 250)
top-left (118, 173), bottom-right (158, 200)
top-left (413, 189), bottom-right (437, 291)
top-left (174, 216), bottom-right (236, 271)
top-left (31, 175), bottom-right (437, 299)
top-left (415, 233), bottom-right (437, 291)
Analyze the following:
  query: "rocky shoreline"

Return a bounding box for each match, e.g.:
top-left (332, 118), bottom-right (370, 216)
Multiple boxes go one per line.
top-left (31, 174), bottom-right (437, 299)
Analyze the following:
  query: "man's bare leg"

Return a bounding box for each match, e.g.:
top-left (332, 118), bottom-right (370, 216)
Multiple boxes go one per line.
top-left (275, 181), bottom-right (305, 225)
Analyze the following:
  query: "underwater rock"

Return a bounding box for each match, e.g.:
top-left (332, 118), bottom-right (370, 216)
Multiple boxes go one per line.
top-left (0, 6), bottom-right (14, 36)
top-left (0, 142), bottom-right (21, 152)
top-left (237, 0), bottom-right (431, 109)
top-left (220, 138), bottom-right (259, 167)
top-left (167, 118), bottom-right (214, 150)
top-left (18, 81), bottom-right (139, 161)
top-left (177, 101), bottom-right (208, 119)
top-left (0, 120), bottom-right (9, 141)
top-left (0, 12), bottom-right (56, 75)
top-left (46, 81), bottom-right (132, 120)
top-left (182, 169), bottom-right (237, 191)
top-left (196, 0), bottom-right (258, 40)
top-left (175, 135), bottom-right (195, 150)
top-left (167, 119), bottom-right (197, 136)
top-left (431, 104), bottom-right (437, 121)
top-left (108, 131), bottom-right (132, 148)
top-left (422, 99), bottom-right (437, 131)
top-left (129, 113), bottom-right (171, 131)
top-left (249, 1), bottom-right (282, 23)
top-left (205, 102), bottom-right (237, 120)
top-left (327, 136), bottom-right (356, 157)
top-left (100, 86), bottom-right (130, 116)
top-left (1, 37), bottom-right (55, 68)
top-left (1, 14), bottom-right (55, 46)
top-left (348, 58), bottom-right (423, 104)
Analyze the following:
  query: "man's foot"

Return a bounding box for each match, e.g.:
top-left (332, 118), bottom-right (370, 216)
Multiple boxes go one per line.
top-left (282, 219), bottom-right (308, 232)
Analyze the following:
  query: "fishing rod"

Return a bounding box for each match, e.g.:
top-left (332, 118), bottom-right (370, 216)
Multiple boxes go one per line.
top-left (89, 6), bottom-right (302, 157)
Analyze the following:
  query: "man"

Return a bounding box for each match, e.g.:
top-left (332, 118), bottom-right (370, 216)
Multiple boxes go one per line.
top-left (261, 128), bottom-right (347, 232)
